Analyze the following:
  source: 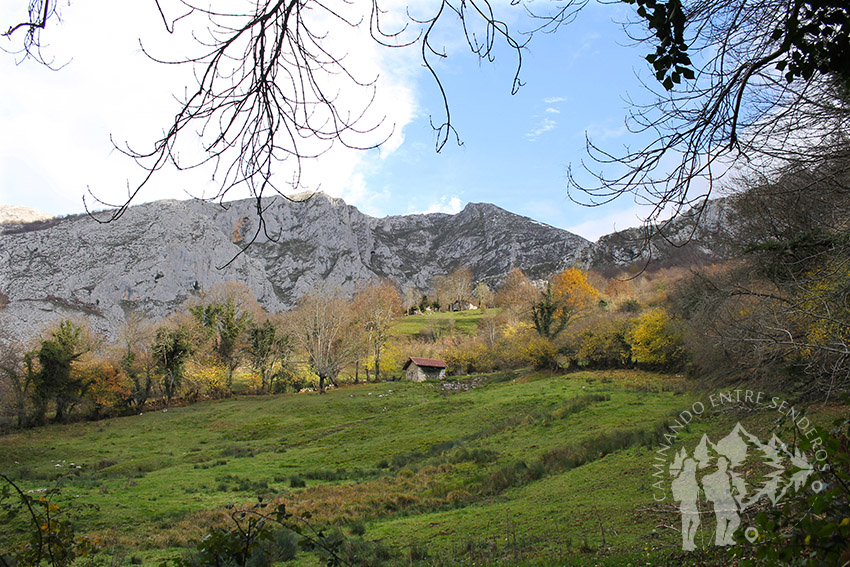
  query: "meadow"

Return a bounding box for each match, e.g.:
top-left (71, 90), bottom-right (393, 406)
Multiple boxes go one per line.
top-left (0, 367), bottom-right (711, 565)
top-left (2, 365), bottom-right (843, 566)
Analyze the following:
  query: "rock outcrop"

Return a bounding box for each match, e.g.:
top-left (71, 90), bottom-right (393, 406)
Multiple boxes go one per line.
top-left (0, 205), bottom-right (54, 225)
top-left (0, 194), bottom-right (598, 340)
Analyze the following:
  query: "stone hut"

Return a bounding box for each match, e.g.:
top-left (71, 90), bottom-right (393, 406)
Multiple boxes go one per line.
top-left (403, 357), bottom-right (448, 382)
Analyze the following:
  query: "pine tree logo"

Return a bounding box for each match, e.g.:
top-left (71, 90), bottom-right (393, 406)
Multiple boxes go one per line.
top-left (669, 423), bottom-right (815, 550)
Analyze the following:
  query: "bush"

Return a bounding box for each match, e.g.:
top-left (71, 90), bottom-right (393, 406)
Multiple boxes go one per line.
top-left (271, 367), bottom-right (316, 393)
top-left (520, 334), bottom-right (560, 370)
top-left (565, 315), bottom-right (634, 368)
top-left (626, 308), bottom-right (687, 370)
top-left (248, 528), bottom-right (299, 565)
top-left (183, 360), bottom-right (229, 401)
top-left (443, 339), bottom-right (494, 374)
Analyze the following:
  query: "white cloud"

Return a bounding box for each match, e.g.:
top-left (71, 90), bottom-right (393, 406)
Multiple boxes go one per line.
top-left (412, 196), bottom-right (463, 215)
top-left (584, 119), bottom-right (628, 142)
top-left (526, 117), bottom-right (557, 141)
top-left (0, 0), bottom-right (421, 216)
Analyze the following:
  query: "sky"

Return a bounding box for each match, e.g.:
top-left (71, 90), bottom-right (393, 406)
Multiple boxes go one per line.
top-left (0, 0), bottom-right (668, 241)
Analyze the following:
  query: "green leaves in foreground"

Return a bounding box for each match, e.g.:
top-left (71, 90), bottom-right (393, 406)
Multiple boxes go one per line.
top-left (731, 417), bottom-right (850, 566)
top-left (0, 470), bottom-right (100, 567)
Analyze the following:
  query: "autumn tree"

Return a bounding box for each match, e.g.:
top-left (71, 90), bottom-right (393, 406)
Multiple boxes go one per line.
top-left (550, 268), bottom-right (599, 322)
top-left (354, 280), bottom-right (402, 382)
top-left (290, 286), bottom-right (361, 394)
top-left (495, 268), bottom-right (538, 324)
top-left (188, 282), bottom-right (259, 389)
top-left (76, 358), bottom-right (132, 417)
top-left (627, 308), bottom-right (686, 369)
top-left (531, 268), bottom-right (598, 339)
top-left (152, 325), bottom-right (193, 404)
top-left (246, 317), bottom-right (294, 392)
top-left (31, 320), bottom-right (91, 423)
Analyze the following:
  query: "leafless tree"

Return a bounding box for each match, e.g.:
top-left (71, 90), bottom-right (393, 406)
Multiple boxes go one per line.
top-left (432, 266), bottom-right (473, 311)
top-left (116, 311), bottom-right (158, 408)
top-left (353, 279), bottom-right (402, 382)
top-left (568, 0), bottom-right (850, 238)
top-left (289, 285), bottom-right (361, 393)
top-left (4, 0), bottom-right (847, 243)
top-left (495, 267), bottom-right (538, 324)
top-left (1, 0), bottom-right (577, 238)
top-left (401, 285), bottom-right (419, 315)
top-left (473, 282), bottom-right (494, 309)
top-left (676, 143), bottom-right (850, 397)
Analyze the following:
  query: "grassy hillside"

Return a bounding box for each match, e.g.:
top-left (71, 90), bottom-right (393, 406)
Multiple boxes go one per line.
top-left (1, 369), bottom-right (840, 565)
top-left (391, 308), bottom-right (500, 337)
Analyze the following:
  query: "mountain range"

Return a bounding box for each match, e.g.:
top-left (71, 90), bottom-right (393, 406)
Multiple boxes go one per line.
top-left (0, 194), bottom-right (731, 341)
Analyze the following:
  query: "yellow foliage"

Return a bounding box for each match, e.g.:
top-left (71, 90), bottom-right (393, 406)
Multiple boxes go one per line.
top-left (378, 341), bottom-right (408, 375)
top-left (551, 267), bottom-right (600, 316)
top-left (183, 360), bottom-right (229, 400)
top-left (627, 308), bottom-right (685, 368)
top-left (501, 321), bottom-right (533, 338)
top-left (568, 316), bottom-right (634, 367)
top-left (798, 260), bottom-right (850, 361)
top-left (519, 334), bottom-right (560, 370)
top-left (242, 371), bottom-right (263, 392)
top-left (444, 339), bottom-right (494, 374)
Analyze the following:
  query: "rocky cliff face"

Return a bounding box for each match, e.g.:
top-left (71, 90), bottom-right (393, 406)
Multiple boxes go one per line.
top-left (586, 199), bottom-right (734, 274)
top-left (0, 194), bottom-right (597, 341)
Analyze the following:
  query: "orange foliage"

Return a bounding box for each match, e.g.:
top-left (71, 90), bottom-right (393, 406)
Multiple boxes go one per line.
top-left (77, 359), bottom-right (131, 409)
top-left (550, 267), bottom-right (599, 317)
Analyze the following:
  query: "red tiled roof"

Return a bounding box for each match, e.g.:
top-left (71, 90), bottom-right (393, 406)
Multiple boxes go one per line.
top-left (405, 357), bottom-right (447, 369)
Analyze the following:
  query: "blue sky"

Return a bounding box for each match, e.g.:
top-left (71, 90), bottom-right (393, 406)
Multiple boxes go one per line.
top-left (0, 1), bottom-right (664, 241)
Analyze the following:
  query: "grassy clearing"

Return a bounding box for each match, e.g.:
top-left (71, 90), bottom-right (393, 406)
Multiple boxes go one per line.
top-left (391, 308), bottom-right (500, 337)
top-left (1, 369), bottom-right (840, 565)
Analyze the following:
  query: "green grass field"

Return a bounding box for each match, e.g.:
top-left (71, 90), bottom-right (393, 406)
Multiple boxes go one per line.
top-left (391, 308), bottom-right (501, 337)
top-left (1, 369), bottom-right (841, 565)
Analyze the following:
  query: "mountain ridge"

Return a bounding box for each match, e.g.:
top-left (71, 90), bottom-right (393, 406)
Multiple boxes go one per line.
top-left (0, 194), bottom-right (729, 341)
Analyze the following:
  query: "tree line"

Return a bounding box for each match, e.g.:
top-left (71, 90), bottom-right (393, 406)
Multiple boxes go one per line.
top-left (0, 263), bottom-right (694, 429)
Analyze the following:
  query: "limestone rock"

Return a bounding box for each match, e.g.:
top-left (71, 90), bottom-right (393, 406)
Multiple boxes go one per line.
top-left (0, 193), bottom-right (730, 342)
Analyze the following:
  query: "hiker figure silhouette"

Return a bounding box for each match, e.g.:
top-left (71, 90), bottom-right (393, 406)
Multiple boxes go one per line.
top-left (702, 456), bottom-right (741, 546)
top-left (671, 456), bottom-right (700, 551)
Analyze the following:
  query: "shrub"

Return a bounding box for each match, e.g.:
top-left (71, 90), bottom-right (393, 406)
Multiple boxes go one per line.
top-left (564, 315), bottom-right (634, 368)
top-left (183, 360), bottom-right (229, 401)
top-left (77, 358), bottom-right (132, 416)
top-left (443, 339), bottom-right (494, 374)
top-left (520, 334), bottom-right (560, 370)
top-left (626, 308), bottom-right (687, 370)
